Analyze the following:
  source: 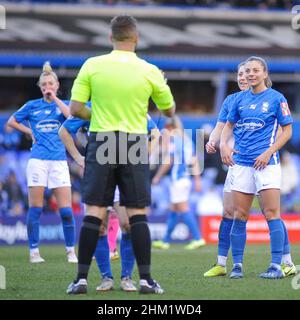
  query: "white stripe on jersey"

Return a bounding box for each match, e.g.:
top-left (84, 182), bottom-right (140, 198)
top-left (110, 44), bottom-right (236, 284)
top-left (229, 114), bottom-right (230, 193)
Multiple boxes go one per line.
top-left (269, 119), bottom-right (278, 164)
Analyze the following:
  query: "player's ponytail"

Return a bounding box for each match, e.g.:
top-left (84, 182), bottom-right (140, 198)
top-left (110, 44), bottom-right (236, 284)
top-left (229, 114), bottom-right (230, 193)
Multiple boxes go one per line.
top-left (38, 61), bottom-right (58, 85)
top-left (42, 61), bottom-right (53, 73)
top-left (245, 56), bottom-right (272, 88)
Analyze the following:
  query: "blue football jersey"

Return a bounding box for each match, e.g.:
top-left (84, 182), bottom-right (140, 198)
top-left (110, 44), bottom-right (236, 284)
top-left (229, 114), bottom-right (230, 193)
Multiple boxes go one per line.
top-left (62, 101), bottom-right (91, 137)
top-left (170, 133), bottom-right (195, 181)
top-left (62, 117), bottom-right (90, 135)
top-left (218, 92), bottom-right (243, 143)
top-left (227, 88), bottom-right (293, 166)
top-left (13, 98), bottom-right (68, 160)
top-left (218, 93), bottom-right (239, 123)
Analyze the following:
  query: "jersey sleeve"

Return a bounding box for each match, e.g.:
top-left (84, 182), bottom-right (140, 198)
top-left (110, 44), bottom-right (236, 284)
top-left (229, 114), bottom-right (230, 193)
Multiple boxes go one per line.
top-left (62, 116), bottom-right (89, 135)
top-left (276, 95), bottom-right (293, 126)
top-left (217, 95), bottom-right (231, 123)
top-left (71, 60), bottom-right (91, 103)
top-left (149, 66), bottom-right (175, 111)
top-left (13, 102), bottom-right (31, 123)
top-left (227, 95), bottom-right (240, 124)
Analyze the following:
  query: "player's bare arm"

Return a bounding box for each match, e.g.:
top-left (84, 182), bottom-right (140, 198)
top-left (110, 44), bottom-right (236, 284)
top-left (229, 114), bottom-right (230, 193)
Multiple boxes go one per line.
top-left (70, 100), bottom-right (91, 120)
top-left (206, 122), bottom-right (225, 154)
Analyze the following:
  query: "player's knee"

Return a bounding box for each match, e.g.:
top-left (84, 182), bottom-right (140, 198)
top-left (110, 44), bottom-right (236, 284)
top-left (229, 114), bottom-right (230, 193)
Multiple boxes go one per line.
top-left (223, 205), bottom-right (234, 219)
top-left (233, 207), bottom-right (249, 220)
top-left (263, 207), bottom-right (280, 220)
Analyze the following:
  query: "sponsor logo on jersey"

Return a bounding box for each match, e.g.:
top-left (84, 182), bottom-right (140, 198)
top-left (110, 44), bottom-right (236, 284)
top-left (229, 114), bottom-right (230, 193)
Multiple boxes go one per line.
top-left (235, 117), bottom-right (265, 131)
top-left (280, 102), bottom-right (291, 116)
top-left (262, 102), bottom-right (269, 113)
top-left (36, 120), bottom-right (61, 132)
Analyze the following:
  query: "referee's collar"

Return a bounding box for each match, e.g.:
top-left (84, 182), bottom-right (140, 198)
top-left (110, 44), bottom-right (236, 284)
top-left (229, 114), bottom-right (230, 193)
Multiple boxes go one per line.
top-left (111, 50), bottom-right (137, 57)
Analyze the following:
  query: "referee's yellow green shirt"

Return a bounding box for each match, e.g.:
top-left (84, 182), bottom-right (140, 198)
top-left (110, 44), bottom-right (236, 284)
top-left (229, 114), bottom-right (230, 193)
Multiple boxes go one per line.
top-left (71, 50), bottom-right (174, 134)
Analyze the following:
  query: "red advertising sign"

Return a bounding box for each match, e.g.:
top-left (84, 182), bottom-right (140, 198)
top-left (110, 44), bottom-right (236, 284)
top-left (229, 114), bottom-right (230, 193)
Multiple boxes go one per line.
top-left (201, 214), bottom-right (300, 244)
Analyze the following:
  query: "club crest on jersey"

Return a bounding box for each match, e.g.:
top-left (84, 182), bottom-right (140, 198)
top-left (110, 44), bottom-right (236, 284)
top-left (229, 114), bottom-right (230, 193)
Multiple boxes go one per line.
top-left (262, 102), bottom-right (269, 113)
top-left (280, 102), bottom-right (290, 116)
top-left (249, 104), bottom-right (256, 110)
top-left (45, 110), bottom-right (51, 115)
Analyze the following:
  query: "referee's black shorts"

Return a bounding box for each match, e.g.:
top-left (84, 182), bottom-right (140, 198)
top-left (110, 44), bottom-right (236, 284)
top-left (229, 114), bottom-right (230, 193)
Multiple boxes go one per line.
top-left (82, 131), bottom-right (151, 208)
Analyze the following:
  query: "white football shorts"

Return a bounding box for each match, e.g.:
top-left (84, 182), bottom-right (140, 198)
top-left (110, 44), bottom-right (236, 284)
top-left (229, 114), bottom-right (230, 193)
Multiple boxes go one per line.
top-left (27, 158), bottom-right (71, 189)
top-left (230, 164), bottom-right (281, 194)
top-left (170, 177), bottom-right (192, 204)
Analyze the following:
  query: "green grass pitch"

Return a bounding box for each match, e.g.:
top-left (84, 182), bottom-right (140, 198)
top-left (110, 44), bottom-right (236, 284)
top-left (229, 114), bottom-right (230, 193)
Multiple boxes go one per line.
top-left (0, 244), bottom-right (299, 300)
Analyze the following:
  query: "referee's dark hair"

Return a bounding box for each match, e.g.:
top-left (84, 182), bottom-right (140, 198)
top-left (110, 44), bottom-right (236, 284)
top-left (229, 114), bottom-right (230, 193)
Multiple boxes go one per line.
top-left (110, 14), bottom-right (138, 42)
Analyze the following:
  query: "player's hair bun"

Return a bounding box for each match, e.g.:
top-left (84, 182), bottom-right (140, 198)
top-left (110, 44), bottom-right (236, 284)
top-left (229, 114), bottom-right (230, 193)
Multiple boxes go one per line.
top-left (42, 61), bottom-right (53, 73)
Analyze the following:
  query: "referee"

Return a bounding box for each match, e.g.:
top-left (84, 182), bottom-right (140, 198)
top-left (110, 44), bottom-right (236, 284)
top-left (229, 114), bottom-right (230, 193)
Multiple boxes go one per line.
top-left (67, 14), bottom-right (175, 294)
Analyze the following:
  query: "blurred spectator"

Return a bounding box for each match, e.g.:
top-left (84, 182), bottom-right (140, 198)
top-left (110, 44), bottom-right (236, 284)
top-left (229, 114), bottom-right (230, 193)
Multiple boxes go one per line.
top-left (3, 170), bottom-right (26, 216)
top-left (0, 123), bottom-right (20, 150)
top-left (0, 181), bottom-right (9, 217)
top-left (280, 150), bottom-right (299, 211)
top-left (0, 147), bottom-right (10, 181)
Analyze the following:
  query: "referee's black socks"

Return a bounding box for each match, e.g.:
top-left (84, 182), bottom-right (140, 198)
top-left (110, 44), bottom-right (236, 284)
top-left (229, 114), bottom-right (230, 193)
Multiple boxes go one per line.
top-left (129, 215), bottom-right (152, 282)
top-left (77, 215), bottom-right (102, 282)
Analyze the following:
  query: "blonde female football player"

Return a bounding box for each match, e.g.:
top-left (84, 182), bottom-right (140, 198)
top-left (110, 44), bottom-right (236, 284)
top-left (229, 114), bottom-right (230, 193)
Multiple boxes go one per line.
top-left (7, 62), bottom-right (77, 264)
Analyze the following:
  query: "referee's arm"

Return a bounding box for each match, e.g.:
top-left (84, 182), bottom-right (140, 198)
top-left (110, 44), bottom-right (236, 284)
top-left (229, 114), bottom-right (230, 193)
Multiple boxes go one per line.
top-left (150, 67), bottom-right (176, 118)
top-left (70, 59), bottom-right (91, 120)
top-left (70, 101), bottom-right (91, 120)
top-left (161, 102), bottom-right (176, 118)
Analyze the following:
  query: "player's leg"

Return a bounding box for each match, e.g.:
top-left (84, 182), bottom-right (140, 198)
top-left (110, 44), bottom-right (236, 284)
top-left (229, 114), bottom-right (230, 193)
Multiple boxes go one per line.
top-left (174, 178), bottom-right (205, 250)
top-left (228, 165), bottom-right (255, 279)
top-left (152, 205), bottom-right (178, 249)
top-left (50, 160), bottom-right (77, 263)
top-left (114, 202), bottom-right (137, 292)
top-left (94, 218), bottom-right (114, 292)
top-left (256, 165), bottom-right (285, 279)
top-left (179, 202), bottom-right (205, 250)
top-left (26, 158), bottom-right (47, 263)
top-left (280, 220), bottom-right (297, 276)
top-left (216, 169), bottom-right (235, 266)
top-left (53, 186), bottom-right (77, 263)
top-left (107, 209), bottom-right (120, 260)
top-left (27, 186), bottom-right (45, 263)
top-left (257, 195), bottom-right (296, 276)
top-left (230, 191), bottom-right (253, 279)
top-left (107, 186), bottom-right (121, 260)
top-left (204, 191), bottom-right (233, 277)
top-left (152, 181), bottom-right (179, 249)
top-left (259, 189), bottom-right (284, 279)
